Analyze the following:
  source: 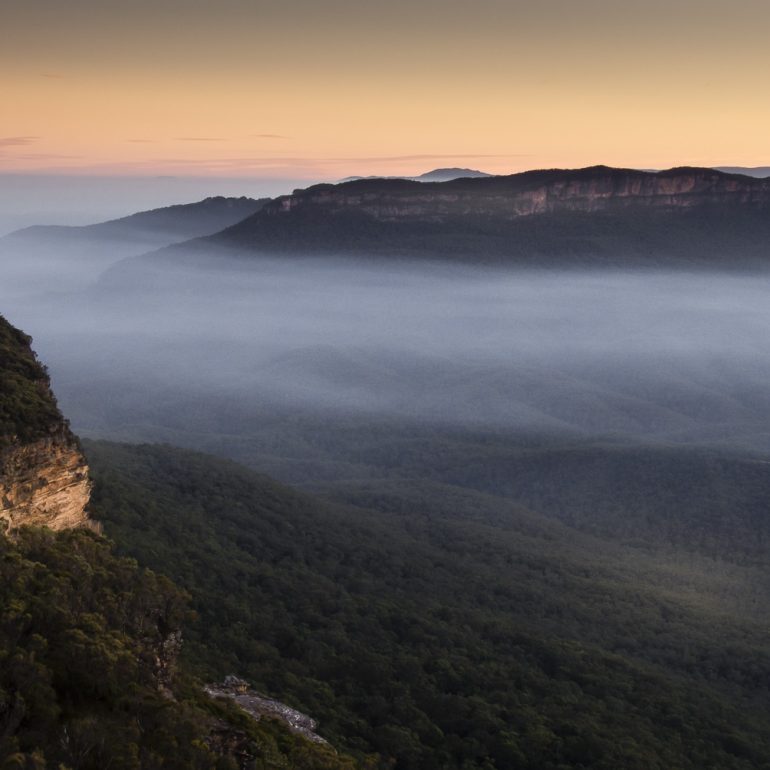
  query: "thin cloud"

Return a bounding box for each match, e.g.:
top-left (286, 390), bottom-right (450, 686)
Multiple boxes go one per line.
top-left (7, 151), bottom-right (528, 176)
top-left (0, 136), bottom-right (40, 148)
top-left (14, 153), bottom-right (82, 160)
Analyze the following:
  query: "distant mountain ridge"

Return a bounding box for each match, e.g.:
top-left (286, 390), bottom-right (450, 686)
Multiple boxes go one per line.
top-left (714, 166), bottom-right (770, 178)
top-left (5, 195), bottom-right (268, 247)
top-left (270, 165), bottom-right (770, 220)
top-left (0, 195), bottom-right (270, 295)
top-left (339, 166), bottom-right (492, 183)
top-left (184, 165), bottom-right (770, 266)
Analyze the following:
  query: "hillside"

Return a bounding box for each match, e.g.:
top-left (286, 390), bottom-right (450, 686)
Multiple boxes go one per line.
top-left (4, 195), bottom-right (267, 249)
top-left (0, 196), bottom-right (269, 296)
top-left (0, 313), bottom-right (367, 769)
top-left (86, 439), bottom-right (770, 770)
top-left (166, 166), bottom-right (770, 266)
top-left (5, 301), bottom-right (770, 767)
top-left (0, 315), bottom-right (66, 443)
top-left (0, 315), bottom-right (91, 531)
top-left (715, 166), bottom-right (770, 178)
top-left (0, 525), bottom-right (369, 770)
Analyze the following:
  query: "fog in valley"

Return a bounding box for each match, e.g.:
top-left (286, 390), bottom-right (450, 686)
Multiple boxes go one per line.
top-left (3, 224), bottom-right (770, 471)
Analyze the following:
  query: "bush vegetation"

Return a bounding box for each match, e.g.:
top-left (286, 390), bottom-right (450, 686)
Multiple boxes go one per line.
top-left (87, 440), bottom-right (770, 770)
top-left (0, 316), bottom-right (63, 444)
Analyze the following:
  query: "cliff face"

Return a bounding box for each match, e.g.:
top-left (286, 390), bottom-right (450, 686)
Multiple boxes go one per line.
top-left (0, 315), bottom-right (92, 532)
top-left (264, 167), bottom-right (770, 223)
top-left (0, 435), bottom-right (92, 532)
top-left (204, 165), bottom-right (770, 265)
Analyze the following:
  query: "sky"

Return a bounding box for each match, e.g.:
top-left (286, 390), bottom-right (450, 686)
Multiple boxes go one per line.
top-left (3, 0), bottom-right (769, 182)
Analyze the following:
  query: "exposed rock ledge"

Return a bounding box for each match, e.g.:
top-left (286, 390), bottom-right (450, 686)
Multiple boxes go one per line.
top-left (205, 675), bottom-right (328, 745)
top-left (262, 166), bottom-right (770, 223)
top-left (0, 435), bottom-right (94, 533)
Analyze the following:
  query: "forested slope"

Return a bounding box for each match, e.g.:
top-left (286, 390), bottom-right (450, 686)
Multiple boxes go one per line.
top-left (87, 440), bottom-right (770, 770)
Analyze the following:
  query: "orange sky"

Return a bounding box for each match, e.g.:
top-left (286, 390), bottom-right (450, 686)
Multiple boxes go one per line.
top-left (3, 0), bottom-right (769, 178)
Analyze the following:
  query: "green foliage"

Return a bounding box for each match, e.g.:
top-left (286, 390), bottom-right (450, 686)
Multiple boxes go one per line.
top-left (0, 316), bottom-right (63, 443)
top-left (299, 429), bottom-right (770, 561)
top-left (87, 440), bottom-right (770, 770)
top-left (0, 526), bottom-right (365, 770)
top-left (0, 526), bottom-right (207, 768)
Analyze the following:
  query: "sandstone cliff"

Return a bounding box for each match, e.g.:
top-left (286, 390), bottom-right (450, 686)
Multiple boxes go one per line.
top-left (202, 165), bottom-right (770, 266)
top-left (260, 166), bottom-right (770, 223)
top-left (0, 435), bottom-right (92, 532)
top-left (0, 315), bottom-right (92, 532)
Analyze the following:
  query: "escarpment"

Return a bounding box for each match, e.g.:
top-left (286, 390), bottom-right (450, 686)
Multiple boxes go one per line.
top-left (260, 166), bottom-right (770, 222)
top-left (0, 314), bottom-right (92, 532)
top-left (201, 165), bottom-right (770, 265)
top-left (0, 435), bottom-right (92, 531)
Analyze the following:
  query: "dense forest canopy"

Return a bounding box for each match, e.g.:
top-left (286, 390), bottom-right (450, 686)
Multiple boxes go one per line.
top-left (0, 525), bottom-right (372, 770)
top-left (87, 440), bottom-right (770, 770)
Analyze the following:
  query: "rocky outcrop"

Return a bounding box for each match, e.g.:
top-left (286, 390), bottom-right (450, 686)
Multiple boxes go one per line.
top-left (202, 165), bottom-right (770, 266)
top-left (0, 435), bottom-right (92, 532)
top-left (205, 676), bottom-right (328, 744)
top-left (263, 166), bottom-right (770, 223)
top-left (0, 314), bottom-right (93, 533)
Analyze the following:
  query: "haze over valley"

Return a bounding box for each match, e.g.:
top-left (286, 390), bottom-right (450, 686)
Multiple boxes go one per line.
top-left (6, 0), bottom-right (770, 759)
top-left (5, 157), bottom-right (770, 768)
top-left (5, 170), bottom-right (770, 467)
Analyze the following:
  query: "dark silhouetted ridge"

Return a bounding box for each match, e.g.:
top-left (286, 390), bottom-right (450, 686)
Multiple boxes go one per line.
top-left (193, 165), bottom-right (770, 266)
